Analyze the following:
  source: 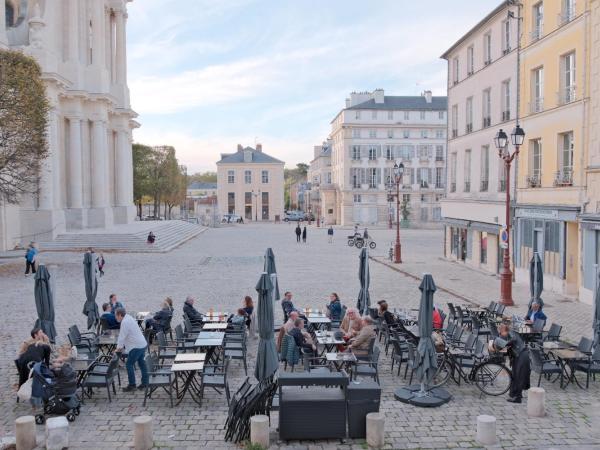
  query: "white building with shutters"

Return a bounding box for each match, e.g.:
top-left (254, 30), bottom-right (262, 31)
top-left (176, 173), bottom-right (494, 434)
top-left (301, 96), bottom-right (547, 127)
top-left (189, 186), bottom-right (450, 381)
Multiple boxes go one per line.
top-left (328, 89), bottom-right (447, 226)
top-left (0, 0), bottom-right (137, 251)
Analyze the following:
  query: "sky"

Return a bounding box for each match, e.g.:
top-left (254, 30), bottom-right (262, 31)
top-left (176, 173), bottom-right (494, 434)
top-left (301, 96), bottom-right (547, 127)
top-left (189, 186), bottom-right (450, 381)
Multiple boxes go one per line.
top-left (127, 0), bottom-right (500, 173)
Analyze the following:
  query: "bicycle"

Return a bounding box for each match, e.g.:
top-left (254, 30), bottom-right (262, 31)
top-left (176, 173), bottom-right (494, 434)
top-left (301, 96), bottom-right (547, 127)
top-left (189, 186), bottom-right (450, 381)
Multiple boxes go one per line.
top-left (431, 346), bottom-right (512, 396)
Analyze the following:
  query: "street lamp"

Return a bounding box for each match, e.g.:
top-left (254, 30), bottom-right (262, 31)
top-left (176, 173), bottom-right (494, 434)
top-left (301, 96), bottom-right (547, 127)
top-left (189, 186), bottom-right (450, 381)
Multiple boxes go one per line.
top-left (252, 189), bottom-right (260, 221)
top-left (393, 162), bottom-right (405, 263)
top-left (494, 125), bottom-right (525, 306)
top-left (386, 182), bottom-right (394, 230)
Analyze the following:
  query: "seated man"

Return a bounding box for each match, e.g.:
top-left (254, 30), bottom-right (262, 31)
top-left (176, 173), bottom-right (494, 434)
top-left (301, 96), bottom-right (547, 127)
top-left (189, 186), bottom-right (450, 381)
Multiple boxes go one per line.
top-left (525, 301), bottom-right (547, 326)
top-left (101, 303), bottom-right (120, 330)
top-left (183, 296), bottom-right (203, 323)
top-left (289, 318), bottom-right (316, 355)
top-left (348, 316), bottom-right (376, 357)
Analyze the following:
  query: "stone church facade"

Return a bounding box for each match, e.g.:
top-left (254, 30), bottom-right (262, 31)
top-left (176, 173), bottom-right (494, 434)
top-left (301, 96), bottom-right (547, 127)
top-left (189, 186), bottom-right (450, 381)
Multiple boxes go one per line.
top-left (0, 0), bottom-right (137, 250)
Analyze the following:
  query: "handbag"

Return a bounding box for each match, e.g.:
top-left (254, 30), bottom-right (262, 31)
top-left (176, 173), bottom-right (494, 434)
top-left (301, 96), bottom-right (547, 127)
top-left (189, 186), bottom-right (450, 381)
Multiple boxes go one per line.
top-left (17, 372), bottom-right (33, 402)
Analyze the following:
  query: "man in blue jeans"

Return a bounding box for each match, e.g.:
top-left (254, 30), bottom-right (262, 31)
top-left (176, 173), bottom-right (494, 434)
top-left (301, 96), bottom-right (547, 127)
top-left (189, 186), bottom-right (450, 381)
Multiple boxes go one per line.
top-left (115, 307), bottom-right (149, 392)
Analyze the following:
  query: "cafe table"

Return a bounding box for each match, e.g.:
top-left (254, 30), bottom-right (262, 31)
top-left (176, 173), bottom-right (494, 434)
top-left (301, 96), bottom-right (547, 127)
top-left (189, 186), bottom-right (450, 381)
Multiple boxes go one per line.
top-left (203, 313), bottom-right (228, 323)
top-left (71, 357), bottom-right (95, 387)
top-left (550, 348), bottom-right (590, 389)
top-left (308, 316), bottom-right (331, 331)
top-left (202, 322), bottom-right (228, 331)
top-left (135, 312), bottom-right (150, 328)
top-left (195, 332), bottom-right (225, 363)
top-left (326, 352), bottom-right (357, 372)
top-left (315, 331), bottom-right (345, 353)
top-left (174, 353), bottom-right (206, 363)
top-left (98, 330), bottom-right (119, 354)
top-left (171, 361), bottom-right (205, 405)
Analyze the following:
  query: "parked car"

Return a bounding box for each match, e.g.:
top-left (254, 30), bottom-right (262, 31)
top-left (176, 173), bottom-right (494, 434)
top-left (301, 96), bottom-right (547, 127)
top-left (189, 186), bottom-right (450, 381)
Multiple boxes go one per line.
top-left (283, 211), bottom-right (305, 222)
top-left (221, 214), bottom-right (244, 224)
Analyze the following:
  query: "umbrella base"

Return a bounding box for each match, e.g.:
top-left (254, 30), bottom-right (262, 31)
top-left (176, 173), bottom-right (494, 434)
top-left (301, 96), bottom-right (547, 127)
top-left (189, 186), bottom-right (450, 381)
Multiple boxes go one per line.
top-left (394, 384), bottom-right (451, 408)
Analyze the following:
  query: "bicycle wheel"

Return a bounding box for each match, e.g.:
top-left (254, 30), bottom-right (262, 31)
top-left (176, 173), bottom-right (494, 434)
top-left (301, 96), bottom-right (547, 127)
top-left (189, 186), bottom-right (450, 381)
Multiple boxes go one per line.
top-left (369, 241), bottom-right (376, 249)
top-left (474, 362), bottom-right (512, 396)
top-left (347, 239), bottom-right (355, 247)
top-left (355, 240), bottom-right (364, 248)
top-left (430, 353), bottom-right (451, 388)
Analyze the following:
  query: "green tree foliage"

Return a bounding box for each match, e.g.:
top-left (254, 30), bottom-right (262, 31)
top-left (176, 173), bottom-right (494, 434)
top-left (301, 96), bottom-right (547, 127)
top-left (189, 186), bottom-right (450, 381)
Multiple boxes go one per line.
top-left (0, 50), bottom-right (49, 203)
top-left (284, 162), bottom-right (309, 210)
top-left (189, 171), bottom-right (217, 183)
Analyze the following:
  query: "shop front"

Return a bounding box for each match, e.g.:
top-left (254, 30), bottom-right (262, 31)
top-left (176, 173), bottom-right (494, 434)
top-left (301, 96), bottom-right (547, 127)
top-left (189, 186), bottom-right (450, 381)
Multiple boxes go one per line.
top-left (579, 215), bottom-right (600, 305)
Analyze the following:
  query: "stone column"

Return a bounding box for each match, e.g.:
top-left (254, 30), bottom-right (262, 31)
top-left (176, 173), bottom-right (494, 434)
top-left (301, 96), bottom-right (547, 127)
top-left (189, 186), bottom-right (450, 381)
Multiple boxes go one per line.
top-left (0, 1), bottom-right (8, 48)
top-left (38, 110), bottom-right (57, 210)
top-left (115, 8), bottom-right (127, 86)
top-left (68, 117), bottom-right (83, 209)
top-left (91, 1), bottom-right (105, 67)
top-left (67, 0), bottom-right (79, 62)
top-left (116, 130), bottom-right (130, 206)
top-left (91, 120), bottom-right (108, 208)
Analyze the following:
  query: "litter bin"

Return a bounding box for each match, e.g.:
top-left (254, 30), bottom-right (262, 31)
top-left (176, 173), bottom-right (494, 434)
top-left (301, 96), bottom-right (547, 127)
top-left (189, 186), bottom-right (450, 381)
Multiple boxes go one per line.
top-left (346, 380), bottom-right (381, 438)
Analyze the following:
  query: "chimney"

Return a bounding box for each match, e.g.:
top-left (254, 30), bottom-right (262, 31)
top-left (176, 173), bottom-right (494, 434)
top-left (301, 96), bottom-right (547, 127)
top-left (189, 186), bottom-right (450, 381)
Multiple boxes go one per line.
top-left (256, 143), bottom-right (262, 152)
top-left (345, 98), bottom-right (351, 108)
top-left (423, 90), bottom-right (433, 104)
top-left (237, 144), bottom-right (243, 152)
top-left (373, 89), bottom-right (385, 104)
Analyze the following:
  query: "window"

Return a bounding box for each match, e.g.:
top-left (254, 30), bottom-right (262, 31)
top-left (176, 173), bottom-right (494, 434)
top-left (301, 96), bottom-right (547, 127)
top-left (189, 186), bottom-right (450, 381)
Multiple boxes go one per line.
top-left (560, 0), bottom-right (576, 25)
top-left (532, 2), bottom-right (544, 41)
top-left (421, 130), bottom-right (429, 139)
top-left (261, 192), bottom-right (269, 220)
top-left (385, 145), bottom-right (394, 160)
top-left (352, 128), bottom-right (361, 138)
top-left (544, 221), bottom-right (560, 253)
top-left (352, 146), bottom-right (361, 160)
top-left (450, 153), bottom-right (457, 192)
top-left (326, 172), bottom-right (331, 184)
top-left (452, 57), bottom-right (459, 84)
top-left (529, 139), bottom-right (542, 187)
top-left (368, 146), bottom-right (377, 160)
top-left (404, 111), bottom-right (410, 120)
top-left (387, 129), bottom-right (394, 139)
top-left (399, 144), bottom-right (414, 160)
top-left (227, 192), bottom-right (235, 214)
top-left (369, 129), bottom-right (376, 138)
top-left (482, 89), bottom-right (491, 127)
top-left (464, 150), bottom-right (471, 192)
top-left (483, 33), bottom-right (492, 64)
top-left (561, 52), bottom-right (576, 104)
top-left (436, 145), bottom-right (444, 161)
top-left (355, 110), bottom-right (361, 119)
top-left (467, 46), bottom-right (474, 75)
top-left (502, 20), bottom-right (511, 53)
top-left (418, 111), bottom-right (425, 120)
top-left (227, 170), bottom-right (235, 183)
top-left (435, 167), bottom-right (444, 188)
top-left (498, 161), bottom-right (507, 192)
top-left (261, 170), bottom-right (269, 183)
top-left (353, 194), bottom-right (361, 203)
top-left (351, 168), bottom-right (361, 188)
top-left (368, 168), bottom-right (377, 188)
top-left (557, 131), bottom-right (574, 185)
top-left (480, 232), bottom-right (488, 264)
top-left (502, 80), bottom-right (511, 121)
top-left (403, 130), bottom-right (410, 139)
top-left (244, 192), bottom-right (252, 220)
top-left (370, 110), bottom-right (377, 120)
top-left (418, 168), bottom-right (430, 187)
top-left (451, 105), bottom-right (458, 138)
top-left (244, 170), bottom-right (251, 184)
top-left (418, 145), bottom-right (431, 159)
top-left (531, 67), bottom-right (544, 112)
top-left (480, 145), bottom-right (489, 191)
top-left (438, 111), bottom-right (445, 120)
top-left (435, 130), bottom-right (444, 139)
top-left (420, 208), bottom-right (428, 221)
top-left (387, 111), bottom-right (393, 120)
top-left (466, 97), bottom-right (473, 133)
top-left (403, 194), bottom-right (411, 203)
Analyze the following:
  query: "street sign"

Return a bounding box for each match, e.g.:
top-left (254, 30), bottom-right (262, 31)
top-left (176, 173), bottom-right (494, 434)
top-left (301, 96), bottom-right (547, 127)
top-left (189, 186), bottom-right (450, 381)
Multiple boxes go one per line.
top-left (500, 227), bottom-right (508, 249)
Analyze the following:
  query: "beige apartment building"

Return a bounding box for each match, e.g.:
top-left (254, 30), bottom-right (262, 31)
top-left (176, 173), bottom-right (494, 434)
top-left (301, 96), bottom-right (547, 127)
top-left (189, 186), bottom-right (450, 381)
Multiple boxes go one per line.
top-left (307, 140), bottom-right (337, 225)
top-left (216, 144), bottom-right (284, 222)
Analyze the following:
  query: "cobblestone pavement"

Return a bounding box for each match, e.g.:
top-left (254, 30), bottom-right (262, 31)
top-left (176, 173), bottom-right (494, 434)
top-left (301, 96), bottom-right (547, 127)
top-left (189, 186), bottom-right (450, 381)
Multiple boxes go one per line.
top-left (0, 223), bottom-right (598, 449)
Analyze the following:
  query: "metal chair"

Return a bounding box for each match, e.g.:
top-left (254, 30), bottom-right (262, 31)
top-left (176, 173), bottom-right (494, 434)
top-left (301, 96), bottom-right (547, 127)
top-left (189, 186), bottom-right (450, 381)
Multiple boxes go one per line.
top-left (352, 346), bottom-right (380, 383)
top-left (390, 337), bottom-right (408, 376)
top-left (543, 323), bottom-right (562, 342)
top-left (81, 355), bottom-right (119, 403)
top-left (67, 329), bottom-right (98, 357)
top-left (174, 324), bottom-right (200, 352)
top-left (530, 347), bottom-right (563, 387)
top-left (577, 337), bottom-right (594, 354)
top-left (200, 357), bottom-right (231, 405)
top-left (224, 333), bottom-right (248, 375)
top-left (156, 331), bottom-right (177, 362)
top-left (572, 345), bottom-right (600, 389)
top-left (404, 342), bottom-right (417, 384)
top-left (143, 352), bottom-right (173, 407)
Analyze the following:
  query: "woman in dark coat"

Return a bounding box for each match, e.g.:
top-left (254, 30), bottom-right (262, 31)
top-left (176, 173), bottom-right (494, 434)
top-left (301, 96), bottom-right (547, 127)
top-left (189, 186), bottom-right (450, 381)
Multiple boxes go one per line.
top-left (302, 226), bottom-right (307, 243)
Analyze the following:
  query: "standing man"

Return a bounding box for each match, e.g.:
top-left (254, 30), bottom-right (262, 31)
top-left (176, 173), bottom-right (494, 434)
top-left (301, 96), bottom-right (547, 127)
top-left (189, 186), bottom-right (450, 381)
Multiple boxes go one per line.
top-left (327, 226), bottom-right (334, 244)
top-left (115, 308), bottom-right (149, 392)
top-left (295, 224), bottom-right (302, 243)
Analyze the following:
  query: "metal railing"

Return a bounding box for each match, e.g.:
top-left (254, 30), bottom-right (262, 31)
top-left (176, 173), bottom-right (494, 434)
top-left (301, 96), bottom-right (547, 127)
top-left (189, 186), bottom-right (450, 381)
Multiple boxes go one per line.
top-left (526, 175), bottom-right (541, 188)
top-left (557, 86), bottom-right (576, 105)
top-left (482, 117), bottom-right (491, 128)
top-left (502, 110), bottom-right (511, 121)
top-left (450, 182), bottom-right (456, 193)
top-left (466, 123), bottom-right (473, 133)
top-left (558, 6), bottom-right (576, 26)
top-left (452, 129), bottom-right (458, 138)
top-left (480, 180), bottom-right (489, 192)
top-left (530, 98), bottom-right (544, 114)
top-left (553, 169), bottom-right (573, 186)
top-left (530, 26), bottom-right (543, 43)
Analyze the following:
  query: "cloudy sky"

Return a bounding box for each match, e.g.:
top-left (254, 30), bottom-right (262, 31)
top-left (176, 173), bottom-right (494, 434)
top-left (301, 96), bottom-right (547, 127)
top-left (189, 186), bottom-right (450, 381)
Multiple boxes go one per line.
top-left (127, 0), bottom-right (500, 173)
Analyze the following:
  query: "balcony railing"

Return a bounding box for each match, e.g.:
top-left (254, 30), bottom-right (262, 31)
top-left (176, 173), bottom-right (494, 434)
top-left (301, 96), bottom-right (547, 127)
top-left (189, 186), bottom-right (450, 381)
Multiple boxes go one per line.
top-left (419, 156), bottom-right (430, 163)
top-left (554, 169), bottom-right (573, 186)
top-left (530, 26), bottom-right (543, 43)
top-left (558, 6), bottom-right (576, 26)
top-left (498, 179), bottom-right (506, 192)
top-left (482, 117), bottom-right (491, 128)
top-left (502, 110), bottom-right (511, 122)
top-left (526, 175), bottom-right (541, 188)
top-left (420, 181), bottom-right (429, 190)
top-left (530, 98), bottom-right (544, 114)
top-left (467, 70), bottom-right (474, 77)
top-left (466, 123), bottom-right (473, 133)
top-left (480, 180), bottom-right (489, 192)
top-left (464, 181), bottom-right (471, 192)
top-left (435, 156), bottom-right (444, 162)
top-left (450, 182), bottom-right (456, 193)
top-left (557, 86), bottom-right (576, 105)
top-left (502, 47), bottom-right (511, 55)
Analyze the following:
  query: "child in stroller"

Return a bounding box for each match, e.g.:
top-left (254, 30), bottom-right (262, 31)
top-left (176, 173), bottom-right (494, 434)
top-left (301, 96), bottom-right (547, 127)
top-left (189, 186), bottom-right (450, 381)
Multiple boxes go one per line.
top-left (31, 361), bottom-right (80, 424)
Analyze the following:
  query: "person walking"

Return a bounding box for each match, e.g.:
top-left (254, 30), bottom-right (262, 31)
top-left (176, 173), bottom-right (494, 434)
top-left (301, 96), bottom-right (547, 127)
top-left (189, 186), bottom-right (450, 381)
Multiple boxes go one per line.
top-left (327, 226), bottom-right (334, 243)
top-left (295, 224), bottom-right (302, 243)
top-left (24, 242), bottom-right (38, 276)
top-left (302, 226), bottom-right (307, 243)
top-left (115, 307), bottom-right (149, 392)
top-left (354, 223), bottom-right (359, 236)
top-left (97, 253), bottom-right (106, 277)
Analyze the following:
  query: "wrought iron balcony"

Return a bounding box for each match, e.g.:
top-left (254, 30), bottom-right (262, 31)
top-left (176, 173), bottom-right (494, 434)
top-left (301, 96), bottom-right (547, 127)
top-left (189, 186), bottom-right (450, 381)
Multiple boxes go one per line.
top-left (450, 182), bottom-right (456, 193)
top-left (526, 175), bottom-right (541, 188)
top-left (529, 98), bottom-right (544, 114)
top-left (502, 110), bottom-right (511, 122)
top-left (557, 86), bottom-right (576, 105)
top-left (558, 6), bottom-right (576, 26)
top-left (530, 26), bottom-right (543, 43)
top-left (482, 117), bottom-right (491, 128)
top-left (553, 169), bottom-right (573, 187)
top-left (452, 129), bottom-right (458, 138)
top-left (480, 180), bottom-right (489, 192)
top-left (466, 123), bottom-right (473, 133)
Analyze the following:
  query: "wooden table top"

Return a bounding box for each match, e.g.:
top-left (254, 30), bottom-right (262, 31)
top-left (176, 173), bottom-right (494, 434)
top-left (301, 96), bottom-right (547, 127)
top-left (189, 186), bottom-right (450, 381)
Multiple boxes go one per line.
top-left (202, 323), bottom-right (228, 330)
top-left (170, 362), bottom-right (204, 372)
top-left (553, 349), bottom-right (589, 360)
top-left (174, 353), bottom-right (206, 362)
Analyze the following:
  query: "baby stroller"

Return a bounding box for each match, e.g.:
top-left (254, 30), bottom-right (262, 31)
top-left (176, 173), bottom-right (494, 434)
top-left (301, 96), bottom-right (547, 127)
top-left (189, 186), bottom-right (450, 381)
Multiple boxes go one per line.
top-left (31, 362), bottom-right (80, 424)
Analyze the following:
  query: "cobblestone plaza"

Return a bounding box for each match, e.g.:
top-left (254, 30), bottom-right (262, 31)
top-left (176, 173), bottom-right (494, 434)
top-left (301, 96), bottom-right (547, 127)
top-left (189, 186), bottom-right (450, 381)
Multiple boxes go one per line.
top-left (1, 224), bottom-right (599, 449)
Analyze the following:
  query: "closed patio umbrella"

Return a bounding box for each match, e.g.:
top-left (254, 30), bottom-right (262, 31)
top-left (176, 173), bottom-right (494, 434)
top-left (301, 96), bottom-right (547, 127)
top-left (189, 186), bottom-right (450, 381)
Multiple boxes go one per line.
top-left (414, 273), bottom-right (438, 394)
top-left (264, 248), bottom-right (280, 301)
top-left (594, 270), bottom-right (600, 348)
top-left (34, 264), bottom-right (57, 343)
top-left (254, 272), bottom-right (278, 381)
top-left (528, 252), bottom-right (544, 310)
top-left (356, 248), bottom-right (371, 316)
top-left (83, 251), bottom-right (99, 330)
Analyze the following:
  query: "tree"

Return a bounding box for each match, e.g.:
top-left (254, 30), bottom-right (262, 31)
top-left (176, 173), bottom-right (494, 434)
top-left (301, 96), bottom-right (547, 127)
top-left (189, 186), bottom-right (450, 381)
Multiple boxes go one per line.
top-left (0, 50), bottom-right (49, 203)
top-left (189, 171), bottom-right (216, 183)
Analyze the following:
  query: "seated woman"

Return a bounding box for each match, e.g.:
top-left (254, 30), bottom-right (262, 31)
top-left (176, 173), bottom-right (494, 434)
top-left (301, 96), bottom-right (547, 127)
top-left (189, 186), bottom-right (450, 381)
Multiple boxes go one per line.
top-left (326, 293), bottom-right (342, 321)
top-left (16, 328), bottom-right (52, 387)
top-left (145, 300), bottom-right (172, 338)
top-left (377, 300), bottom-right (396, 325)
top-left (229, 308), bottom-right (247, 326)
top-left (147, 231), bottom-right (156, 244)
top-left (164, 297), bottom-right (174, 314)
top-left (242, 296), bottom-right (254, 329)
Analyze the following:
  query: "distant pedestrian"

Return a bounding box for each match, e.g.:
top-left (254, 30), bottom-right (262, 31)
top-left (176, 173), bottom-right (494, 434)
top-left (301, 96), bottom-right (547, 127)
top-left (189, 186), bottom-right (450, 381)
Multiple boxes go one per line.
top-left (327, 226), bottom-right (334, 243)
top-left (24, 242), bottom-right (38, 276)
top-left (302, 226), bottom-right (307, 243)
top-left (363, 228), bottom-right (369, 240)
top-left (97, 253), bottom-right (106, 277)
top-left (354, 223), bottom-right (359, 235)
top-left (147, 231), bottom-right (156, 244)
top-left (295, 224), bottom-right (301, 243)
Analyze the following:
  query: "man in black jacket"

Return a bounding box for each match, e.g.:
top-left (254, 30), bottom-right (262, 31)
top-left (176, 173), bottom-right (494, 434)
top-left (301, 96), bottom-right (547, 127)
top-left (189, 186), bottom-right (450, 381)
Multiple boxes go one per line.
top-left (183, 296), bottom-right (203, 323)
top-left (289, 319), bottom-right (316, 355)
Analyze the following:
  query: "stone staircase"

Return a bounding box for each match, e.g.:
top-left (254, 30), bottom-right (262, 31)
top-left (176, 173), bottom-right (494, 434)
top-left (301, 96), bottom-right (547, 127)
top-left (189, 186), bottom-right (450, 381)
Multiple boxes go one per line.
top-left (39, 220), bottom-right (206, 253)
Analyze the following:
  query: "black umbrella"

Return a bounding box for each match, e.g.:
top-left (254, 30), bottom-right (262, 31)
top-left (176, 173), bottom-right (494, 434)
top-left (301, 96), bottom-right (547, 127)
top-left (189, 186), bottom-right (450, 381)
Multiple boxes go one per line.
top-left (83, 251), bottom-right (99, 330)
top-left (264, 248), bottom-right (280, 301)
top-left (34, 264), bottom-right (57, 342)
top-left (528, 252), bottom-right (544, 310)
top-left (414, 274), bottom-right (438, 394)
top-left (254, 272), bottom-right (279, 381)
top-left (356, 248), bottom-right (371, 316)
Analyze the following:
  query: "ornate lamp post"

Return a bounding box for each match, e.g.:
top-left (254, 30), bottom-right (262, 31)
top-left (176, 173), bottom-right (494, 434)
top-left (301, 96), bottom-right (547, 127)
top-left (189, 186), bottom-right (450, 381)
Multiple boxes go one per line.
top-left (393, 162), bottom-right (405, 263)
top-left (252, 189), bottom-right (260, 222)
top-left (494, 125), bottom-right (525, 306)
top-left (387, 182), bottom-right (394, 230)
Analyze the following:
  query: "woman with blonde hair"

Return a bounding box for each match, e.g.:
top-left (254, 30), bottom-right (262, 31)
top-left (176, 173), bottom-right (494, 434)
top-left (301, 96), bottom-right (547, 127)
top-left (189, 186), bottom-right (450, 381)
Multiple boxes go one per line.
top-left (16, 328), bottom-right (51, 387)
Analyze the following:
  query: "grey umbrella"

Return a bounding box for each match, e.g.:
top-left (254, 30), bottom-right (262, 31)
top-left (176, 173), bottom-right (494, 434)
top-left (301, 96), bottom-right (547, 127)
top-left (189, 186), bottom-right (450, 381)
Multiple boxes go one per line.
top-left (414, 273), bottom-right (438, 393)
top-left (34, 264), bottom-right (57, 342)
top-left (528, 252), bottom-right (544, 310)
top-left (264, 248), bottom-right (280, 301)
top-left (83, 251), bottom-right (99, 330)
top-left (594, 270), bottom-right (600, 348)
top-left (254, 272), bottom-right (279, 381)
top-left (356, 247), bottom-right (371, 316)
